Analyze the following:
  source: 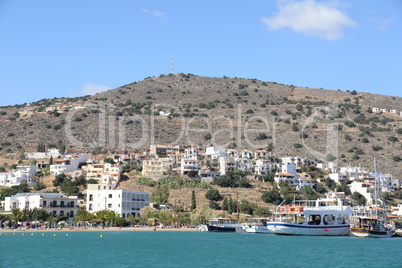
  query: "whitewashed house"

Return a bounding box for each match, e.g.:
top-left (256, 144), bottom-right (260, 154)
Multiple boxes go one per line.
top-left (50, 155), bottom-right (88, 175)
top-left (205, 146), bottom-right (227, 159)
top-left (219, 157), bottom-right (237, 175)
top-left (0, 165), bottom-right (37, 187)
top-left (4, 193), bottom-right (78, 222)
top-left (86, 188), bottom-right (150, 218)
top-left (254, 159), bottom-right (272, 176)
top-left (180, 158), bottom-right (199, 175)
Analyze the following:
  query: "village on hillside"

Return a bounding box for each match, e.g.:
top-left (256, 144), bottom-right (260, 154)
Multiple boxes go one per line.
top-left (0, 143), bottom-right (401, 229)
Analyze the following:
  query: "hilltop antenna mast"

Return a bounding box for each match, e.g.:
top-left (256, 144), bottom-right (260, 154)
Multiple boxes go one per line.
top-left (171, 57), bottom-right (175, 74)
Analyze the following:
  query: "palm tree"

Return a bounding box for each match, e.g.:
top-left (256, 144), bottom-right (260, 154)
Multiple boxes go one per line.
top-left (11, 208), bottom-right (23, 228)
top-left (74, 209), bottom-right (94, 228)
top-left (128, 214), bottom-right (137, 227)
top-left (107, 210), bottom-right (120, 227)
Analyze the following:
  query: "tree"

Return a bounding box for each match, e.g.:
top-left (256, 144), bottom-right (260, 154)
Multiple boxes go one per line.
top-left (49, 156), bottom-right (53, 165)
top-left (34, 182), bottom-right (46, 191)
top-left (261, 189), bottom-right (283, 205)
top-left (191, 190), bottom-right (196, 211)
top-left (205, 189), bottom-right (222, 201)
top-left (11, 208), bottom-right (23, 228)
top-left (302, 185), bottom-right (319, 200)
top-left (208, 200), bottom-right (221, 210)
top-left (150, 184), bottom-right (170, 204)
top-left (351, 191), bottom-right (367, 206)
top-left (53, 173), bottom-right (67, 187)
top-left (326, 154), bottom-right (337, 162)
top-left (104, 158), bottom-right (115, 164)
top-left (253, 207), bottom-right (271, 217)
top-left (190, 205), bottom-right (215, 225)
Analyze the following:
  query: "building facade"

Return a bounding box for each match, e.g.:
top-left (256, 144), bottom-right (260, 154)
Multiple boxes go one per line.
top-left (86, 189), bottom-right (150, 218)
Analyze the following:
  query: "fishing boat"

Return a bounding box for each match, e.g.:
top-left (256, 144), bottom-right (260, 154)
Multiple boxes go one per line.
top-left (267, 198), bottom-right (352, 236)
top-left (245, 218), bottom-right (272, 234)
top-left (207, 218), bottom-right (239, 232)
top-left (349, 158), bottom-right (393, 238)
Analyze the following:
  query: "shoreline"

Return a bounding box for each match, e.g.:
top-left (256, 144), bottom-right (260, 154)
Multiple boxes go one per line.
top-left (0, 227), bottom-right (198, 232)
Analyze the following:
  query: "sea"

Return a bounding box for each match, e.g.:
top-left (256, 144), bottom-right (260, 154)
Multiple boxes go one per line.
top-left (0, 231), bottom-right (400, 268)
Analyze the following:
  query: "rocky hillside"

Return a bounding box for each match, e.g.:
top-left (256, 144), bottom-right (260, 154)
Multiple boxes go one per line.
top-left (0, 73), bottom-right (401, 176)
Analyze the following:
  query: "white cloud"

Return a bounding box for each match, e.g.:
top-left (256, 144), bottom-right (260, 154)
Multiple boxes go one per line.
top-left (262, 0), bottom-right (357, 40)
top-left (81, 82), bottom-right (110, 96)
top-left (142, 8), bottom-right (167, 20)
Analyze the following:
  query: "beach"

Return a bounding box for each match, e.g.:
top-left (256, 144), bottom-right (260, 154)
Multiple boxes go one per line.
top-left (0, 226), bottom-right (198, 232)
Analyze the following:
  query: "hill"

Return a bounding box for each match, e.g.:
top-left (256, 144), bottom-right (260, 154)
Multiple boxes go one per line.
top-left (0, 73), bottom-right (401, 178)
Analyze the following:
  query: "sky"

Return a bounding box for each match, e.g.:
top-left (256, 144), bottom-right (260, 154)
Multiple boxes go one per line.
top-left (0, 0), bottom-right (401, 106)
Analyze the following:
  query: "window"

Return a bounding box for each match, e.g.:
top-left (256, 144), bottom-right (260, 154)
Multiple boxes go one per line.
top-left (89, 194), bottom-right (93, 201)
top-left (89, 204), bottom-right (93, 210)
top-left (109, 194), bottom-right (112, 198)
top-left (108, 204), bottom-right (112, 208)
top-left (308, 215), bottom-right (321, 225)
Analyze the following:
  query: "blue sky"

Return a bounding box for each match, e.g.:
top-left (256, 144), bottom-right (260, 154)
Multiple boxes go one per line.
top-left (0, 0), bottom-right (401, 106)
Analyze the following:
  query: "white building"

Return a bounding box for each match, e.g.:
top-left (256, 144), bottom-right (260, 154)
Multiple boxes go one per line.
top-left (180, 158), bottom-right (199, 175)
top-left (86, 188), bottom-right (150, 218)
top-left (350, 181), bottom-right (374, 205)
top-left (73, 162), bottom-right (122, 190)
top-left (184, 147), bottom-right (198, 159)
top-left (237, 158), bottom-right (253, 174)
top-left (25, 148), bottom-right (61, 159)
top-left (219, 157), bottom-right (237, 175)
top-left (241, 150), bottom-right (253, 159)
top-left (199, 171), bottom-right (221, 180)
top-left (372, 108), bottom-right (379, 113)
top-left (50, 155), bottom-right (88, 175)
top-left (274, 172), bottom-right (313, 190)
top-left (4, 193), bottom-right (78, 222)
top-left (205, 146), bottom-right (227, 159)
top-left (390, 204), bottom-right (402, 217)
top-left (281, 163), bottom-right (297, 177)
top-left (142, 157), bottom-right (173, 176)
top-left (254, 159), bottom-right (272, 176)
top-left (0, 165), bottom-right (37, 187)
top-left (226, 149), bottom-right (238, 158)
top-left (282, 156), bottom-right (312, 165)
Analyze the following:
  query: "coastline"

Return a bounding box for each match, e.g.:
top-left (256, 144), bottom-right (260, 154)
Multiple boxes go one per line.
top-left (0, 227), bottom-right (198, 232)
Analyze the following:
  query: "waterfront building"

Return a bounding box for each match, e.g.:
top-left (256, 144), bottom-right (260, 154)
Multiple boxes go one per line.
top-left (4, 193), bottom-right (78, 222)
top-left (86, 189), bottom-right (150, 218)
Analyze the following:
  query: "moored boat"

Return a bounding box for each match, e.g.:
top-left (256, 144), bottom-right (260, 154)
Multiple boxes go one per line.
top-left (245, 218), bottom-right (272, 234)
top-left (350, 157), bottom-right (394, 238)
top-left (207, 218), bottom-right (239, 232)
top-left (349, 215), bottom-right (392, 238)
top-left (267, 198), bottom-right (352, 236)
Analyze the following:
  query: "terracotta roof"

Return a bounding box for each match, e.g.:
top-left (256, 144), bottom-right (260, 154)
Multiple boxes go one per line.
top-left (276, 172), bottom-right (295, 177)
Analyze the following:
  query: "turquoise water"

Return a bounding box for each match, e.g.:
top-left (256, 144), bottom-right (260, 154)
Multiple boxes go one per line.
top-left (0, 231), bottom-right (400, 268)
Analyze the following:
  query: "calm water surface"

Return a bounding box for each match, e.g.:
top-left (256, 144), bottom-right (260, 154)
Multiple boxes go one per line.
top-left (0, 231), bottom-right (400, 268)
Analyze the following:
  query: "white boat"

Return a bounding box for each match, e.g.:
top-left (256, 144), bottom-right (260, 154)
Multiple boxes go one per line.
top-left (267, 198), bottom-right (352, 236)
top-left (235, 222), bottom-right (249, 233)
top-left (245, 218), bottom-right (272, 234)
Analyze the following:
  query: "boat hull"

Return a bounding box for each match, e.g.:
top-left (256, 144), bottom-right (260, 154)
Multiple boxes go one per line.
top-left (268, 222), bottom-right (350, 236)
top-left (246, 226), bottom-right (272, 234)
top-left (207, 225), bottom-right (236, 232)
top-left (350, 228), bottom-right (392, 238)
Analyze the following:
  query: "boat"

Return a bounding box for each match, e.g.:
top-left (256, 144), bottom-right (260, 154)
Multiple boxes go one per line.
top-left (349, 214), bottom-right (392, 238)
top-left (267, 198), bottom-right (352, 236)
top-left (349, 158), bottom-right (393, 238)
top-left (245, 218), bottom-right (272, 234)
top-left (207, 218), bottom-right (240, 232)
